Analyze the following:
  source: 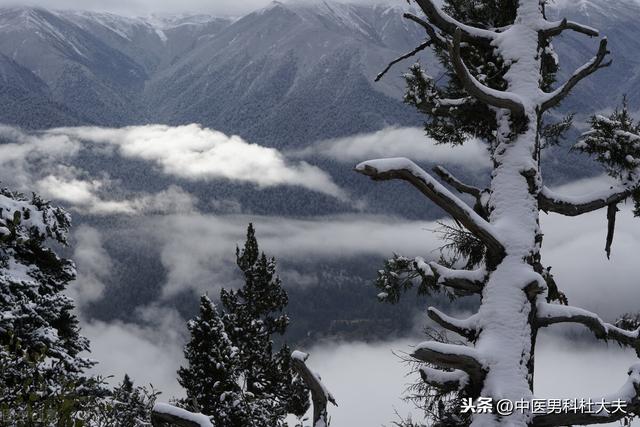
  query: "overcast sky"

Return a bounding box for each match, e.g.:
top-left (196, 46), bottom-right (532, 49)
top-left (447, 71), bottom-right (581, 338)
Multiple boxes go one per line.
top-left (0, 0), bottom-right (393, 16)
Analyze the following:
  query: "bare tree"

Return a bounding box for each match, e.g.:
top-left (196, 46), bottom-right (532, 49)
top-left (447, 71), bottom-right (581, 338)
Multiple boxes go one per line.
top-left (361, 1), bottom-right (640, 426)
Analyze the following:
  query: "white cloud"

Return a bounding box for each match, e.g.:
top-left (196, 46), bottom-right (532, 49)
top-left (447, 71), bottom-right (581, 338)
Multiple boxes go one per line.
top-left (68, 226), bottom-right (112, 307)
top-left (0, 125), bottom-right (80, 189)
top-left (83, 323), bottom-right (640, 427)
top-left (84, 306), bottom-right (187, 399)
top-left (50, 124), bottom-right (345, 199)
top-left (0, 124), bottom-right (344, 213)
top-left (301, 127), bottom-right (491, 170)
top-left (36, 174), bottom-right (199, 215)
top-left (143, 213), bottom-right (441, 297)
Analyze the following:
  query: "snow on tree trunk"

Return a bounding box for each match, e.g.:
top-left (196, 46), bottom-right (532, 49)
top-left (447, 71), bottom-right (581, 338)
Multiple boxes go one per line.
top-left (472, 4), bottom-right (545, 426)
top-left (360, 0), bottom-right (640, 426)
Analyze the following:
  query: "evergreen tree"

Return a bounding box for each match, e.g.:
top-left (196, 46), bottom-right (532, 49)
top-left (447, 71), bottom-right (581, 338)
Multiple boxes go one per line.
top-left (0, 187), bottom-right (101, 424)
top-left (178, 295), bottom-right (251, 426)
top-left (96, 374), bottom-right (160, 426)
top-left (366, 0), bottom-right (640, 426)
top-left (178, 224), bottom-right (309, 426)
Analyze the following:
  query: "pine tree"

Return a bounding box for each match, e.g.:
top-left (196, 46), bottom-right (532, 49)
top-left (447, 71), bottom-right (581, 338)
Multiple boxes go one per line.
top-left (178, 224), bottom-right (309, 426)
top-left (365, 1), bottom-right (640, 426)
top-left (97, 374), bottom-right (160, 426)
top-left (178, 294), bottom-right (251, 426)
top-left (0, 187), bottom-right (101, 424)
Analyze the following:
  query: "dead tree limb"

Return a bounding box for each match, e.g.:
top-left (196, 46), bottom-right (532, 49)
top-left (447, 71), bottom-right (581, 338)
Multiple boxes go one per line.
top-left (537, 303), bottom-right (640, 356)
top-left (419, 366), bottom-right (469, 393)
top-left (355, 158), bottom-right (505, 261)
top-left (412, 341), bottom-right (486, 394)
top-left (427, 307), bottom-right (478, 341)
top-left (449, 28), bottom-right (526, 116)
top-left (413, 0), bottom-right (496, 43)
top-left (433, 165), bottom-right (489, 219)
top-left (540, 18), bottom-right (599, 38)
top-left (291, 351), bottom-right (337, 427)
top-left (375, 40), bottom-right (432, 82)
top-left (540, 38), bottom-right (611, 112)
top-left (606, 203), bottom-right (619, 259)
top-left (538, 186), bottom-right (632, 217)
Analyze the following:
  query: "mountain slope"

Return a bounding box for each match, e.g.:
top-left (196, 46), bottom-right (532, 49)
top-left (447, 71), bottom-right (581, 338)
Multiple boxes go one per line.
top-left (0, 7), bottom-right (148, 125)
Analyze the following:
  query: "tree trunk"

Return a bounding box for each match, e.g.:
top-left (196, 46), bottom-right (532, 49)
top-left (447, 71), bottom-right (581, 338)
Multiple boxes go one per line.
top-left (470, 2), bottom-right (545, 425)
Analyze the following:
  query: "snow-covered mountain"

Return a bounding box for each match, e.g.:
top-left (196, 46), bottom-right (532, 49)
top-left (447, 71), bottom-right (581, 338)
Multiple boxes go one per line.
top-left (0, 1), bottom-right (428, 140)
top-left (0, 0), bottom-right (637, 140)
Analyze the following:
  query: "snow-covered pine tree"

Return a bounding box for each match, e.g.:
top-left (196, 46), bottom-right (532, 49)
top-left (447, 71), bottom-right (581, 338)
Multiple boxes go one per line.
top-left (220, 224), bottom-right (309, 425)
top-left (177, 224), bottom-right (308, 426)
top-left (0, 187), bottom-right (100, 424)
top-left (178, 294), bottom-right (251, 426)
top-left (362, 1), bottom-right (640, 426)
top-left (97, 374), bottom-right (160, 426)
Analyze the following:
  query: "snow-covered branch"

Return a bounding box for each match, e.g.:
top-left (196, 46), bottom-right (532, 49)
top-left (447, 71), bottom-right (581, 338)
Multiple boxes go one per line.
top-left (536, 303), bottom-right (640, 356)
top-left (413, 0), bottom-right (497, 43)
top-left (151, 403), bottom-right (213, 427)
top-left (540, 38), bottom-right (611, 112)
top-left (429, 262), bottom-right (486, 295)
top-left (449, 28), bottom-right (525, 116)
top-left (538, 185), bottom-right (632, 217)
top-left (433, 166), bottom-right (489, 219)
top-left (355, 158), bottom-right (505, 260)
top-left (412, 341), bottom-right (486, 393)
top-left (291, 351), bottom-right (337, 427)
top-left (419, 366), bottom-right (469, 393)
top-left (540, 18), bottom-right (599, 38)
top-left (532, 364), bottom-right (640, 427)
top-left (403, 12), bottom-right (448, 49)
top-left (427, 307), bottom-right (478, 341)
top-left (433, 166), bottom-right (482, 198)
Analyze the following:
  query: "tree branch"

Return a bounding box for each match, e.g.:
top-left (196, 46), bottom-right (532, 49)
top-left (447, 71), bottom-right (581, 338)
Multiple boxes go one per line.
top-left (151, 403), bottom-right (212, 427)
top-left (412, 341), bottom-right (486, 394)
top-left (375, 40), bottom-right (432, 82)
top-left (427, 307), bottom-right (478, 341)
top-left (291, 351), bottom-right (337, 427)
top-left (540, 18), bottom-right (599, 38)
top-left (429, 262), bottom-right (486, 296)
top-left (419, 366), bottom-right (469, 393)
top-left (538, 185), bottom-right (632, 217)
top-left (449, 28), bottom-right (526, 116)
top-left (433, 166), bottom-right (489, 219)
top-left (532, 364), bottom-right (640, 427)
top-left (606, 203), bottom-right (619, 259)
top-left (413, 0), bottom-right (497, 43)
top-left (355, 158), bottom-right (505, 260)
top-left (433, 166), bottom-right (482, 198)
top-left (403, 13), bottom-right (448, 49)
top-left (540, 38), bottom-right (611, 112)
top-left (536, 303), bottom-right (640, 356)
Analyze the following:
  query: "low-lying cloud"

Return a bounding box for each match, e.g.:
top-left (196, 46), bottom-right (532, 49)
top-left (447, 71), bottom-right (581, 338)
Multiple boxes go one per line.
top-left (53, 124), bottom-right (345, 199)
top-left (0, 124), bottom-right (345, 214)
top-left (84, 322), bottom-right (640, 426)
top-left (145, 213), bottom-right (442, 297)
top-left (301, 127), bottom-right (492, 170)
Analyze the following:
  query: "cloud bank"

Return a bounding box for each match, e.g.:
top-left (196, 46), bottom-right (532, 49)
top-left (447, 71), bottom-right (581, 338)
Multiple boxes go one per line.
top-left (145, 213), bottom-right (441, 297)
top-left (84, 324), bottom-right (640, 426)
top-left (53, 125), bottom-right (344, 199)
top-left (301, 127), bottom-right (492, 170)
top-left (0, 124), bottom-right (345, 215)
